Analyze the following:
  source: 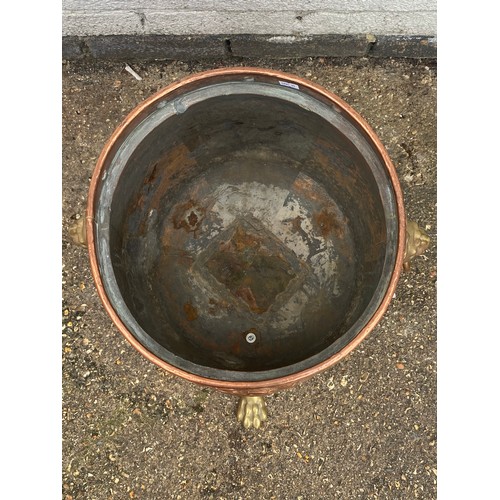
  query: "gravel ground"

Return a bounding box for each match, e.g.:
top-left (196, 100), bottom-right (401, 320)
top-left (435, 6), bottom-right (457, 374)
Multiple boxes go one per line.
top-left (62, 56), bottom-right (436, 500)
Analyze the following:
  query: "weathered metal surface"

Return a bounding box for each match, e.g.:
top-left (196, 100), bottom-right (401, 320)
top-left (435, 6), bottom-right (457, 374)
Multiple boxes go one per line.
top-left (87, 67), bottom-right (406, 395)
top-left (153, 164), bottom-right (357, 373)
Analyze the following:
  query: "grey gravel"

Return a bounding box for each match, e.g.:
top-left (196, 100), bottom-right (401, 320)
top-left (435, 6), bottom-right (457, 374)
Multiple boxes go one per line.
top-left (62, 56), bottom-right (436, 500)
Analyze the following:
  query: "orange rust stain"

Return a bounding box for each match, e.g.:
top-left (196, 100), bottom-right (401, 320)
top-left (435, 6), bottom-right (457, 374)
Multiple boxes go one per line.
top-left (172, 200), bottom-right (205, 232)
top-left (183, 302), bottom-right (198, 321)
top-left (133, 193), bottom-right (146, 210)
top-left (144, 163), bottom-right (159, 186)
top-left (208, 298), bottom-right (232, 316)
top-left (242, 327), bottom-right (258, 338)
top-left (126, 191), bottom-right (147, 236)
top-left (187, 211), bottom-right (198, 227)
top-left (311, 139), bottom-right (358, 196)
top-left (292, 175), bottom-right (324, 204)
top-left (231, 343), bottom-right (242, 356)
top-left (232, 225), bottom-right (261, 251)
top-left (149, 143), bottom-right (197, 210)
top-left (313, 208), bottom-right (345, 239)
top-left (129, 143), bottom-right (198, 238)
top-left (235, 286), bottom-right (263, 314)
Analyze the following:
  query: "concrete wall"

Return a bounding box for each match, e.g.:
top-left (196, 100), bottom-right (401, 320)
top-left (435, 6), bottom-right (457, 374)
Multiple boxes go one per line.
top-left (62, 1), bottom-right (437, 60)
top-left (63, 0), bottom-right (437, 37)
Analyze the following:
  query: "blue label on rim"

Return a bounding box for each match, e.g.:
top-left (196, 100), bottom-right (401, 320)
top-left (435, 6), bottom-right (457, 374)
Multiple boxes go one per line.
top-left (278, 80), bottom-right (300, 90)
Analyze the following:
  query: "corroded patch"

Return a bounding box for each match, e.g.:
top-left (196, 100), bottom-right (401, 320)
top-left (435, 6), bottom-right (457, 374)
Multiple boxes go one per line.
top-left (172, 201), bottom-right (206, 233)
top-left (205, 224), bottom-right (296, 314)
top-left (183, 302), bottom-right (198, 321)
top-left (313, 208), bottom-right (345, 239)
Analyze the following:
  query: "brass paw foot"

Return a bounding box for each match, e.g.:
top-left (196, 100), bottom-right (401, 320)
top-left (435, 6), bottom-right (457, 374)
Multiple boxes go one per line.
top-left (68, 217), bottom-right (88, 247)
top-left (403, 220), bottom-right (430, 271)
top-left (237, 396), bottom-right (267, 429)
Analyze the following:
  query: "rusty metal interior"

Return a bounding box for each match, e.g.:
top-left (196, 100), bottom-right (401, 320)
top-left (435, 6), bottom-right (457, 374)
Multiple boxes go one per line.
top-left (94, 75), bottom-right (399, 382)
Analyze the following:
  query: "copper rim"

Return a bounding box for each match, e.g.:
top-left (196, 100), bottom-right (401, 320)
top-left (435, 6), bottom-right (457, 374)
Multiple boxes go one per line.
top-left (87, 67), bottom-right (406, 394)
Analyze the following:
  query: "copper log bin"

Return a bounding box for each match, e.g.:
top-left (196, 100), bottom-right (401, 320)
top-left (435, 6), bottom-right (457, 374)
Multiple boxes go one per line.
top-left (81, 68), bottom-right (429, 429)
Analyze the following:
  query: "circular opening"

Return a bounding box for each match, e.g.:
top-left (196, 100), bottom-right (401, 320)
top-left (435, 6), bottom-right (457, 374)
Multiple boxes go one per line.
top-left (92, 70), bottom-right (401, 382)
